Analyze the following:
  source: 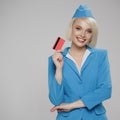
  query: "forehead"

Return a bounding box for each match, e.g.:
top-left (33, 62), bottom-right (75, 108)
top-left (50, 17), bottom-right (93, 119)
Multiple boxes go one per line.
top-left (73, 18), bottom-right (92, 29)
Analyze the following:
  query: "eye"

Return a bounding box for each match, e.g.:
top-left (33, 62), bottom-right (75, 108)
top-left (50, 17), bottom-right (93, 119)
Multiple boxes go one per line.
top-left (75, 27), bottom-right (81, 30)
top-left (86, 29), bottom-right (92, 33)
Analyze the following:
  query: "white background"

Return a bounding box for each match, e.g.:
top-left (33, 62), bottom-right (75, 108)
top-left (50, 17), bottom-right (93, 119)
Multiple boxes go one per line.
top-left (0, 0), bottom-right (120, 120)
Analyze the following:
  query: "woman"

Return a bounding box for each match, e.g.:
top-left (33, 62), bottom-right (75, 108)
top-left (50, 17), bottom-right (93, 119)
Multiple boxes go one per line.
top-left (48, 5), bottom-right (112, 120)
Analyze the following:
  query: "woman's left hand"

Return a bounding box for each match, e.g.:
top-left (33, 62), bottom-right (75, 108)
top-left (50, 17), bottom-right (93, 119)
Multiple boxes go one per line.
top-left (50, 103), bottom-right (73, 112)
top-left (50, 100), bottom-right (85, 112)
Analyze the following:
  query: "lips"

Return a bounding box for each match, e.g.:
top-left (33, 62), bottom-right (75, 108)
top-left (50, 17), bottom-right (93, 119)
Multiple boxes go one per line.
top-left (76, 37), bottom-right (86, 43)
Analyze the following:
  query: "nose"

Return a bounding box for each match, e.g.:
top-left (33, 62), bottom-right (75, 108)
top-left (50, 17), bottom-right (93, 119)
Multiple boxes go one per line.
top-left (80, 30), bottom-right (85, 37)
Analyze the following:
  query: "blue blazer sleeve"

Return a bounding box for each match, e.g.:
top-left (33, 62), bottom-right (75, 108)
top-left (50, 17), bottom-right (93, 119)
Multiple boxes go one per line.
top-left (81, 50), bottom-right (112, 110)
top-left (48, 56), bottom-right (64, 105)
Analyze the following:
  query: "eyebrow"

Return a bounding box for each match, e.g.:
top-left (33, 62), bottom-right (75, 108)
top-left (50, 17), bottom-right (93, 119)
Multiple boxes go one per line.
top-left (74, 25), bottom-right (92, 30)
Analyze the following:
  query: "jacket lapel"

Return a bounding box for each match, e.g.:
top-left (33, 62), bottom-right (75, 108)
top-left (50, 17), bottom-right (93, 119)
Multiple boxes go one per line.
top-left (64, 57), bottom-right (79, 75)
top-left (62, 46), bottom-right (95, 79)
top-left (62, 47), bottom-right (81, 79)
top-left (81, 46), bottom-right (95, 74)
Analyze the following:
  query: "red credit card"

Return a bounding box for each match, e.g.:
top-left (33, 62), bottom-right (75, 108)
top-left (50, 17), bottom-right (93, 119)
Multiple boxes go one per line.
top-left (52, 37), bottom-right (65, 50)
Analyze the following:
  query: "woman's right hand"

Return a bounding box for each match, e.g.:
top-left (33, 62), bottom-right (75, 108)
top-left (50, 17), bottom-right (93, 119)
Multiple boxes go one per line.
top-left (52, 50), bottom-right (64, 69)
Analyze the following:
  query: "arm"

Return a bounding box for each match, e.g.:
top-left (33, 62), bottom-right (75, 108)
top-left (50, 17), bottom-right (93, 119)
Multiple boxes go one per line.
top-left (50, 100), bottom-right (85, 112)
top-left (48, 51), bottom-right (64, 105)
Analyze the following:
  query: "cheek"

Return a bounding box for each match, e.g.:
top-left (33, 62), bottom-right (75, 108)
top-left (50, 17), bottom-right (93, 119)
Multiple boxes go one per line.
top-left (71, 29), bottom-right (79, 36)
top-left (86, 34), bottom-right (92, 40)
top-left (71, 30), bottom-right (75, 38)
top-left (90, 34), bottom-right (93, 40)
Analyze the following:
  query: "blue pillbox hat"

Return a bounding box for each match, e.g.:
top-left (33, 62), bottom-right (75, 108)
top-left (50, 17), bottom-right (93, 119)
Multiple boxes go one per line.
top-left (72, 5), bottom-right (94, 18)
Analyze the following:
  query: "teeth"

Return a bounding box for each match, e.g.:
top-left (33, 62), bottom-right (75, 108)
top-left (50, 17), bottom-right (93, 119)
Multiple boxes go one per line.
top-left (79, 39), bottom-right (84, 41)
top-left (77, 38), bottom-right (85, 42)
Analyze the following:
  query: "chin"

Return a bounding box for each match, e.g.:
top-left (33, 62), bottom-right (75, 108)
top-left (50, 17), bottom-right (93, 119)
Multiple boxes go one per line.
top-left (74, 44), bottom-right (86, 48)
top-left (76, 42), bottom-right (88, 47)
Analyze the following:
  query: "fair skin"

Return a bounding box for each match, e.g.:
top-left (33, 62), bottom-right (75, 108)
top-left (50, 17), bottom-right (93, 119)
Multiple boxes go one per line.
top-left (52, 18), bottom-right (93, 112)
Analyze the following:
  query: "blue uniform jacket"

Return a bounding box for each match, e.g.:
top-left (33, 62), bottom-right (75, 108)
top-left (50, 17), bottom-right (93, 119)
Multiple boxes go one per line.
top-left (48, 47), bottom-right (112, 120)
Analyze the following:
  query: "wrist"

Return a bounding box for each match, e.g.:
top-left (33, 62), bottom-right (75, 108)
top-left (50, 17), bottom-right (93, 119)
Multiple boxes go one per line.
top-left (56, 67), bottom-right (62, 71)
top-left (71, 100), bottom-right (85, 109)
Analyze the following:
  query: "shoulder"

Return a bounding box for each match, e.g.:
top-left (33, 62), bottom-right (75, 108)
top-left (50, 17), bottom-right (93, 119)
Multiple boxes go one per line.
top-left (88, 47), bottom-right (109, 63)
top-left (48, 55), bottom-right (52, 60)
top-left (89, 47), bottom-right (108, 56)
top-left (90, 48), bottom-right (110, 67)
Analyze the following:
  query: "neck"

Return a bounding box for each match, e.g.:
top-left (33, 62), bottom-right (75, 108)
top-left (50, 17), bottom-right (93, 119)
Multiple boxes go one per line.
top-left (69, 44), bottom-right (87, 56)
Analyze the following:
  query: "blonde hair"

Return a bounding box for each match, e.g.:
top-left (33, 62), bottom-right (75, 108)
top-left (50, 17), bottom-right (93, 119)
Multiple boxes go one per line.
top-left (66, 17), bottom-right (98, 47)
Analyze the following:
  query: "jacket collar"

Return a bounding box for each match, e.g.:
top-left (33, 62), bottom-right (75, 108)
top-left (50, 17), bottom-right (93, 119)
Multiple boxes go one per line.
top-left (62, 46), bottom-right (95, 56)
top-left (62, 46), bottom-right (96, 77)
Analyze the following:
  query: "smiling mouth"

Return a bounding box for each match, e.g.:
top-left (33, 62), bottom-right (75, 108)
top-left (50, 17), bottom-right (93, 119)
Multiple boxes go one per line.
top-left (77, 37), bottom-right (86, 43)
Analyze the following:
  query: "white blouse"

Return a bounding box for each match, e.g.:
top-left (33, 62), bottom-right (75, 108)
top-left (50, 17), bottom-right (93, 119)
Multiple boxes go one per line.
top-left (66, 49), bottom-right (91, 74)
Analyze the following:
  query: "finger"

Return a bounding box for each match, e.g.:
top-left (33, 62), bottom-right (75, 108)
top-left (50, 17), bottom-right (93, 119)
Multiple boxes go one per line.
top-left (57, 108), bottom-right (64, 112)
top-left (53, 52), bottom-right (63, 59)
top-left (56, 49), bottom-right (64, 53)
top-left (57, 56), bottom-right (63, 62)
top-left (50, 106), bottom-right (58, 112)
top-left (50, 106), bottom-right (63, 112)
